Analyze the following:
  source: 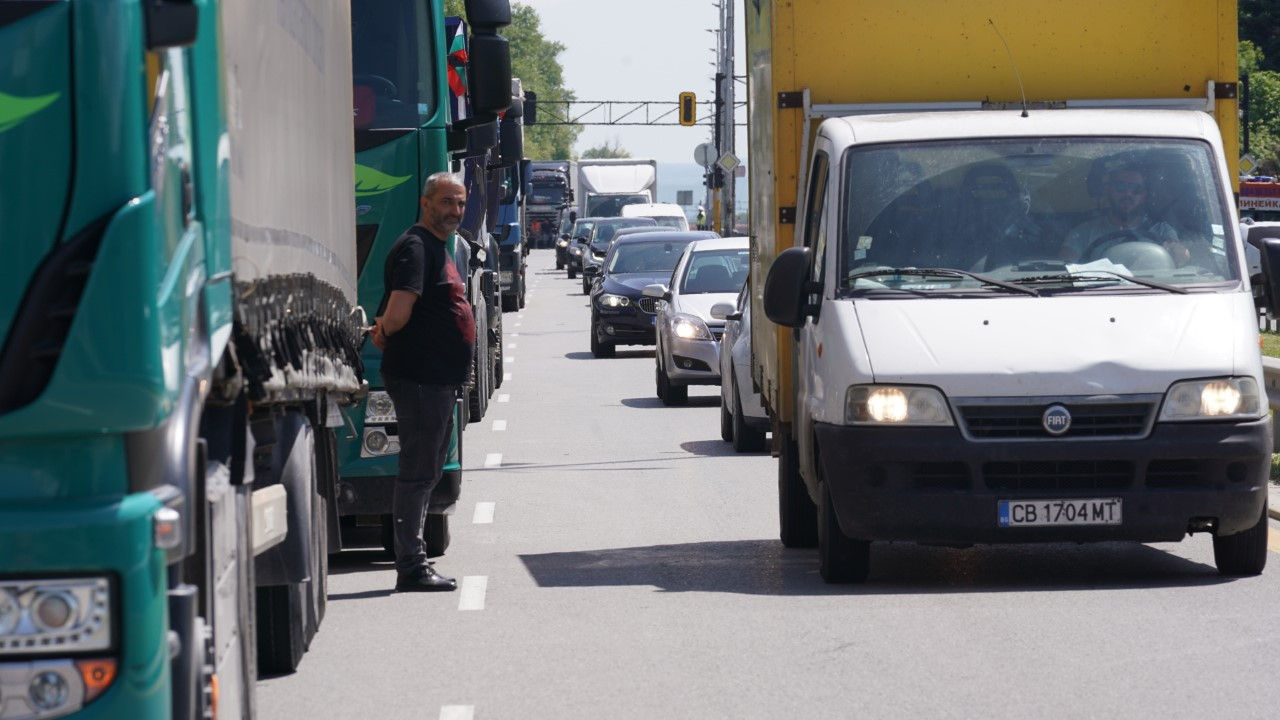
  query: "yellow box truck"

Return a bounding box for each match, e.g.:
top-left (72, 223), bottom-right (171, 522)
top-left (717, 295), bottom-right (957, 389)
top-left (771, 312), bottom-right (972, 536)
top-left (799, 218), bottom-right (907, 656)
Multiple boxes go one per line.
top-left (746, 0), bottom-right (1269, 582)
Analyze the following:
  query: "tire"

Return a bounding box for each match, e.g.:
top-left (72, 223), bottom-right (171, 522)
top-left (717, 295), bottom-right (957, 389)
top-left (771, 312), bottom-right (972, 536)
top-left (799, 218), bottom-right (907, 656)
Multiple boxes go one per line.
top-left (467, 339), bottom-right (486, 423)
top-left (656, 364), bottom-right (686, 406)
top-left (379, 514), bottom-right (395, 558)
top-left (817, 478), bottom-right (871, 584)
top-left (518, 276), bottom-right (526, 308)
top-left (256, 583), bottom-right (306, 674)
top-left (556, 260), bottom-right (564, 270)
top-left (1213, 504), bottom-right (1269, 576)
top-left (720, 395), bottom-right (734, 442)
top-left (591, 327), bottom-right (615, 358)
top-left (568, 267), bottom-right (577, 279)
top-left (778, 435), bottom-right (818, 548)
top-left (731, 375), bottom-right (767, 452)
top-left (425, 514), bottom-right (450, 558)
top-left (502, 292), bottom-right (518, 312)
top-left (581, 276), bottom-right (589, 295)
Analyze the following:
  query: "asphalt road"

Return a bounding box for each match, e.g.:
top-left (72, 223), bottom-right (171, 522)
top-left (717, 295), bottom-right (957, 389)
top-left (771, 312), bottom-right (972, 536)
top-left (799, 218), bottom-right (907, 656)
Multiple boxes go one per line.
top-left (259, 250), bottom-right (1280, 720)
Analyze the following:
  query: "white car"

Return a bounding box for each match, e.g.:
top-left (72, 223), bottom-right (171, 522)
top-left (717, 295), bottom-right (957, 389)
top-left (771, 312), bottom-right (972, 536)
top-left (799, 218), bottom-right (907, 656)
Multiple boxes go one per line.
top-left (622, 202), bottom-right (691, 231)
top-left (644, 237), bottom-right (749, 405)
top-left (717, 282), bottom-right (769, 451)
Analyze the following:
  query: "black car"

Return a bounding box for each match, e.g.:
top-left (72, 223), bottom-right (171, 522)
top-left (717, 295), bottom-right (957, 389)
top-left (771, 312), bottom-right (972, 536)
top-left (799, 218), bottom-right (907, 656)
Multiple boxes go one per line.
top-left (588, 231), bottom-right (718, 357)
top-left (580, 217), bottom-right (658, 292)
top-left (581, 224), bottom-right (664, 294)
top-left (563, 217), bottom-right (601, 279)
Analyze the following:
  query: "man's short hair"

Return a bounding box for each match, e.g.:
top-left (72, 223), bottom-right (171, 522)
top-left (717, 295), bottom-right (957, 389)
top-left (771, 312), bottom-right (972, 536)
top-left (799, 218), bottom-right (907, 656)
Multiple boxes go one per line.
top-left (422, 172), bottom-right (465, 198)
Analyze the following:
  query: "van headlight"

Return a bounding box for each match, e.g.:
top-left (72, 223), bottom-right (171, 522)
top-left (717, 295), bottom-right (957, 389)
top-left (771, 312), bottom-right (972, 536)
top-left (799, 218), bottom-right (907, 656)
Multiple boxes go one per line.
top-left (846, 385), bottom-right (954, 426)
top-left (364, 390), bottom-right (397, 424)
top-left (1159, 377), bottom-right (1263, 421)
top-left (0, 577), bottom-right (112, 655)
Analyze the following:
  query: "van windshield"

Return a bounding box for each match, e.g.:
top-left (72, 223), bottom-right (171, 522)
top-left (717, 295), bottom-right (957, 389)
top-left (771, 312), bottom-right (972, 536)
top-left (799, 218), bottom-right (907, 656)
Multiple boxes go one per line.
top-left (839, 138), bottom-right (1238, 295)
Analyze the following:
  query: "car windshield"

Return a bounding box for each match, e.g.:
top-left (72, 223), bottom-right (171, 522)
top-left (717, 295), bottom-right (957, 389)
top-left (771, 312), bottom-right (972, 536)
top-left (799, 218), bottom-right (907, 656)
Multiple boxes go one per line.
top-left (608, 240), bottom-right (696, 274)
top-left (680, 248), bottom-right (750, 294)
top-left (591, 219), bottom-right (656, 250)
top-left (839, 138), bottom-right (1238, 296)
top-left (571, 220), bottom-right (595, 240)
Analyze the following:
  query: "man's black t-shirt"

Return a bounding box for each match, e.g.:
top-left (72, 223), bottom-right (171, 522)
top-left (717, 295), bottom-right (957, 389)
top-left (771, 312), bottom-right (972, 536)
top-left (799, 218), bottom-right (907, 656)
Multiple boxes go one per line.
top-left (380, 225), bottom-right (475, 385)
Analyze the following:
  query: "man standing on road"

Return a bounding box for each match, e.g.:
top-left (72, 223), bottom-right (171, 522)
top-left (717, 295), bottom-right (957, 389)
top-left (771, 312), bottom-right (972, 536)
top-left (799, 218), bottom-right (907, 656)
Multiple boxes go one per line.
top-left (370, 172), bottom-right (475, 592)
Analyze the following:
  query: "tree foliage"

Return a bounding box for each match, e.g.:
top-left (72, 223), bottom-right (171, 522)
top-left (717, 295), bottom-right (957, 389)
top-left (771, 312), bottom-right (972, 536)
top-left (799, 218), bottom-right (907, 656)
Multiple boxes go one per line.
top-left (1241, 42), bottom-right (1280, 174)
top-left (580, 139), bottom-right (632, 159)
top-left (444, 0), bottom-right (580, 160)
top-left (1241, 0), bottom-right (1280, 73)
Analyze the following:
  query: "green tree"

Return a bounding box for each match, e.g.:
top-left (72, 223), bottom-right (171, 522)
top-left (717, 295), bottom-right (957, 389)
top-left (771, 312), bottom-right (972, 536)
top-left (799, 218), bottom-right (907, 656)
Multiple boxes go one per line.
top-left (444, 0), bottom-right (580, 159)
top-left (580, 139), bottom-right (632, 159)
top-left (1241, 0), bottom-right (1280, 73)
top-left (1241, 42), bottom-right (1280, 173)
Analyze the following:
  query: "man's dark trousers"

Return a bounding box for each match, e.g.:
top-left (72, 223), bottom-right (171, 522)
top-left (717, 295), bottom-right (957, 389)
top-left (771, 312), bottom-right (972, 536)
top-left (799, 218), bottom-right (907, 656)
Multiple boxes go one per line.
top-left (383, 373), bottom-right (458, 575)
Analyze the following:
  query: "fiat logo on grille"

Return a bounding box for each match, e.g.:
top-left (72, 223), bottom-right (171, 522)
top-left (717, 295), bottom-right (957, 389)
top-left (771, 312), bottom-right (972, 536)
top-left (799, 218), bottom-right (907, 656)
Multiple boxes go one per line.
top-left (1042, 404), bottom-right (1072, 436)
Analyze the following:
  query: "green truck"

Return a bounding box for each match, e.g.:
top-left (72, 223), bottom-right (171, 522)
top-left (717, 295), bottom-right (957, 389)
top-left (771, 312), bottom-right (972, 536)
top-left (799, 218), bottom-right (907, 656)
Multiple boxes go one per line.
top-left (0, 0), bottom-right (511, 717)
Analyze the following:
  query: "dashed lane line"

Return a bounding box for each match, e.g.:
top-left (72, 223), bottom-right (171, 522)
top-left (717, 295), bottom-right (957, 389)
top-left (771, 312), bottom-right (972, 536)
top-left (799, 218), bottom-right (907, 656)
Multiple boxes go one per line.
top-left (459, 576), bottom-right (488, 611)
top-left (497, 394), bottom-right (510, 403)
top-left (492, 420), bottom-right (507, 432)
top-left (473, 502), bottom-right (495, 524)
top-left (503, 372), bottom-right (512, 382)
top-left (439, 706), bottom-right (474, 720)
top-left (483, 453), bottom-right (503, 468)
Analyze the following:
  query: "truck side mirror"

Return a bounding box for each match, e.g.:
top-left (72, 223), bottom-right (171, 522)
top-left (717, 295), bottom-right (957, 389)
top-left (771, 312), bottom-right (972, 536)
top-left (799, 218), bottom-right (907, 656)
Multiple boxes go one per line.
top-left (498, 101), bottom-right (523, 166)
top-left (465, 0), bottom-right (512, 28)
top-left (466, 34), bottom-right (512, 118)
top-left (1260, 238), bottom-right (1280, 313)
top-left (763, 247), bottom-right (812, 327)
top-left (569, 210), bottom-right (578, 223)
top-left (145, 0), bottom-right (198, 49)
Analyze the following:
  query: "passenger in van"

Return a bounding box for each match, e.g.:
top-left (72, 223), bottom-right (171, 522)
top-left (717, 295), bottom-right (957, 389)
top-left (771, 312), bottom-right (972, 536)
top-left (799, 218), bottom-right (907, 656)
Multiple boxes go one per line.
top-left (1060, 164), bottom-right (1177, 263)
top-left (954, 162), bottom-right (1046, 270)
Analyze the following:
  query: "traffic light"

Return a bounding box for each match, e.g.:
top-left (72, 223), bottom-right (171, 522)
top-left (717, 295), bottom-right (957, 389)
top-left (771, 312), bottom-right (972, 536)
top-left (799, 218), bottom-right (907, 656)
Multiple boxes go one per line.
top-left (678, 91), bottom-right (696, 126)
top-left (523, 90), bottom-right (537, 125)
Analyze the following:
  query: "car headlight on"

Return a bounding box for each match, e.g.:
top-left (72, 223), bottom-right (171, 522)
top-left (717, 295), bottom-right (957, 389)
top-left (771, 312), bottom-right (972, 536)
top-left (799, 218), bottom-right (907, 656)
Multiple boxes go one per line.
top-left (846, 385), bottom-right (954, 426)
top-left (671, 313), bottom-right (713, 341)
top-left (571, 247), bottom-right (582, 256)
top-left (599, 293), bottom-right (631, 308)
top-left (1159, 377), bottom-right (1263, 421)
top-left (364, 390), bottom-right (397, 424)
top-left (556, 239), bottom-right (568, 248)
top-left (0, 577), bottom-right (113, 656)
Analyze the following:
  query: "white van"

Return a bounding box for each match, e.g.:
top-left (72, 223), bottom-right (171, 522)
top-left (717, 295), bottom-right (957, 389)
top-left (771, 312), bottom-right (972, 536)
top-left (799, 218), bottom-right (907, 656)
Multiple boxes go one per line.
top-left (622, 203), bottom-right (690, 231)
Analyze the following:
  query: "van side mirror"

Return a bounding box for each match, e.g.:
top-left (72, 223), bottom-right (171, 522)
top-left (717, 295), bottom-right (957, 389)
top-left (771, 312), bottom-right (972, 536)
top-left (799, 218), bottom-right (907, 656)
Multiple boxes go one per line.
top-left (763, 247), bottom-right (812, 327)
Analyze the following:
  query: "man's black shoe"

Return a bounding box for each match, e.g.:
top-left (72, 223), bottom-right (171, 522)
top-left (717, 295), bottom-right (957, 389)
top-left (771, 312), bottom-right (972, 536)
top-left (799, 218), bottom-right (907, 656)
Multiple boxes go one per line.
top-left (395, 566), bottom-right (457, 592)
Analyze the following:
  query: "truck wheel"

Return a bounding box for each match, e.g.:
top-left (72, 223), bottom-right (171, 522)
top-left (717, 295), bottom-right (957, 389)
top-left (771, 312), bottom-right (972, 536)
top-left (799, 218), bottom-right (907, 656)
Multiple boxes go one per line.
top-left (731, 376), bottom-right (767, 452)
top-left (467, 344), bottom-right (486, 423)
top-left (502, 292), bottom-right (518, 312)
top-left (778, 435), bottom-right (818, 547)
top-left (1212, 504), bottom-right (1269, 576)
top-left (817, 480), bottom-right (871, 583)
top-left (425, 513), bottom-right (450, 558)
top-left (256, 583), bottom-right (306, 673)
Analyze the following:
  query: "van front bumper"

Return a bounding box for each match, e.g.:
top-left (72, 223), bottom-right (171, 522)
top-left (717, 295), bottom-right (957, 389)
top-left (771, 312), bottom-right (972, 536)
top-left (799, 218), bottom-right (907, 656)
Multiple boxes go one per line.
top-left (813, 417), bottom-right (1271, 544)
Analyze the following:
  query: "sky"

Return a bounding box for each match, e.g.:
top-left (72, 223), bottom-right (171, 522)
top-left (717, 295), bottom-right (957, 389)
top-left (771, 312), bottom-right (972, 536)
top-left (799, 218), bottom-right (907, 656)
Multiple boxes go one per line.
top-left (516, 0), bottom-right (747, 165)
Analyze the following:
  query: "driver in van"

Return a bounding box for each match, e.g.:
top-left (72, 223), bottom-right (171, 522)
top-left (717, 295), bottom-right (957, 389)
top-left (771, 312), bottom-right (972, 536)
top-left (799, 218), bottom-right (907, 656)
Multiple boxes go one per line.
top-left (1060, 164), bottom-right (1177, 263)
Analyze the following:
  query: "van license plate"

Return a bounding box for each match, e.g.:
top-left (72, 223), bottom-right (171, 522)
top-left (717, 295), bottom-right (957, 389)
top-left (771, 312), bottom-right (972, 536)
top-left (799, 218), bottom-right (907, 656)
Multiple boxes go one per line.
top-left (998, 498), bottom-right (1121, 527)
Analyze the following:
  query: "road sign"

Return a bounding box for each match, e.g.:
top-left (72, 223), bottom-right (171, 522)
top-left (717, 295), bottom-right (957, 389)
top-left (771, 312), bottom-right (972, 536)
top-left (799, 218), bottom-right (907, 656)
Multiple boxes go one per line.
top-left (678, 92), bottom-right (697, 126)
top-left (717, 152), bottom-right (740, 173)
top-left (694, 142), bottom-right (714, 167)
top-left (1241, 153), bottom-right (1258, 175)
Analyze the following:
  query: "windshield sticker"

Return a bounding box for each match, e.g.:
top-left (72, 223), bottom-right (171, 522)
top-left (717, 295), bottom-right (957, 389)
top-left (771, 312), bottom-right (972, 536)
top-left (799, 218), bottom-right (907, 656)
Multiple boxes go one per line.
top-left (0, 91), bottom-right (60, 133)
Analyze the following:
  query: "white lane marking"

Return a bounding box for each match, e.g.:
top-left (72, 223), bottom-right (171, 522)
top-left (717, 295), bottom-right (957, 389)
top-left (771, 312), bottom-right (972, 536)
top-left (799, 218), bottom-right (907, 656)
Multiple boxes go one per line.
top-left (473, 502), bottom-right (495, 524)
top-left (514, 323), bottom-right (522, 327)
top-left (517, 315), bottom-right (524, 320)
top-left (440, 706), bottom-right (474, 720)
top-left (492, 420), bottom-right (507, 432)
top-left (503, 372), bottom-right (512, 382)
top-left (459, 576), bottom-right (488, 611)
top-left (509, 333), bottom-right (519, 337)
top-left (497, 394), bottom-right (510, 403)
top-left (483, 453), bottom-right (503, 468)
top-left (508, 343), bottom-right (517, 349)
top-left (506, 357), bottom-right (515, 364)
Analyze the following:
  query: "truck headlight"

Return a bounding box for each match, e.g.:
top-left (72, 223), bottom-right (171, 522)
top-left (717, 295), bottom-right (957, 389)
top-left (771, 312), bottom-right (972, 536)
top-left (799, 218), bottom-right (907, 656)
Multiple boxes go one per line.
top-left (364, 390), bottom-right (397, 424)
top-left (599, 293), bottom-right (630, 308)
top-left (361, 426), bottom-right (400, 457)
top-left (671, 313), bottom-right (712, 340)
top-left (1159, 377), bottom-right (1263, 421)
top-left (0, 577), bottom-right (113, 656)
top-left (846, 385), bottom-right (954, 426)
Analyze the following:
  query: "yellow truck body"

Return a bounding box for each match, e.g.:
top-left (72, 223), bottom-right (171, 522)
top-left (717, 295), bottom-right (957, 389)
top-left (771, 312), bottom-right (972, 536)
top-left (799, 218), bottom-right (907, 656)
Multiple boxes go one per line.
top-left (745, 0), bottom-right (1240, 428)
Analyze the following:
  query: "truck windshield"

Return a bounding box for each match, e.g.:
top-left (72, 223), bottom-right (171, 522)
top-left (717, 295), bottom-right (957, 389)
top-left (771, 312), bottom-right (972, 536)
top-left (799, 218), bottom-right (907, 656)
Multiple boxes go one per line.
top-left (839, 138), bottom-right (1238, 295)
top-left (587, 194), bottom-right (649, 217)
top-left (530, 185), bottom-right (566, 206)
top-left (351, 0), bottom-right (436, 130)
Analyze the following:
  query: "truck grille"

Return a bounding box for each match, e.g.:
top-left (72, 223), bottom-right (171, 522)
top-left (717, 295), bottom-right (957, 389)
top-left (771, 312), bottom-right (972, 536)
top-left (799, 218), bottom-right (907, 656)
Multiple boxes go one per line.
top-left (984, 461), bottom-right (1134, 492)
top-left (958, 401), bottom-right (1154, 440)
top-left (638, 297), bottom-right (658, 314)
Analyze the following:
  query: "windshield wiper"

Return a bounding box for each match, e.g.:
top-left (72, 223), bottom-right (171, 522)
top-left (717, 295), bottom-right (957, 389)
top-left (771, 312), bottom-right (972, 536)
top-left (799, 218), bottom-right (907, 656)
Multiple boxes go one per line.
top-left (846, 267), bottom-right (1039, 297)
top-left (1013, 270), bottom-right (1188, 294)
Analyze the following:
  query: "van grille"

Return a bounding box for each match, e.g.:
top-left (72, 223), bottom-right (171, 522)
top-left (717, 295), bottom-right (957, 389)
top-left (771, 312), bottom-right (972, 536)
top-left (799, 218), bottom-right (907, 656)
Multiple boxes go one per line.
top-left (959, 401), bottom-right (1154, 440)
top-left (983, 461), bottom-right (1134, 492)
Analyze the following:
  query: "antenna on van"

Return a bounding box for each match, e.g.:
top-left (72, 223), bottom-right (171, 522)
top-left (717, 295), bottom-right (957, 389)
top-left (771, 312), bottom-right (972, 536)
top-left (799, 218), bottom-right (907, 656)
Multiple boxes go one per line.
top-left (988, 19), bottom-right (1029, 118)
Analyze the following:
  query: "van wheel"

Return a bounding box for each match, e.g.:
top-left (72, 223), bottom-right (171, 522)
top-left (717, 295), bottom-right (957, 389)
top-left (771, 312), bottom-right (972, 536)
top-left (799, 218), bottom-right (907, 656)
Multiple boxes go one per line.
top-left (777, 435), bottom-right (818, 547)
top-left (817, 479), bottom-right (870, 583)
top-left (1213, 504), bottom-right (1269, 576)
